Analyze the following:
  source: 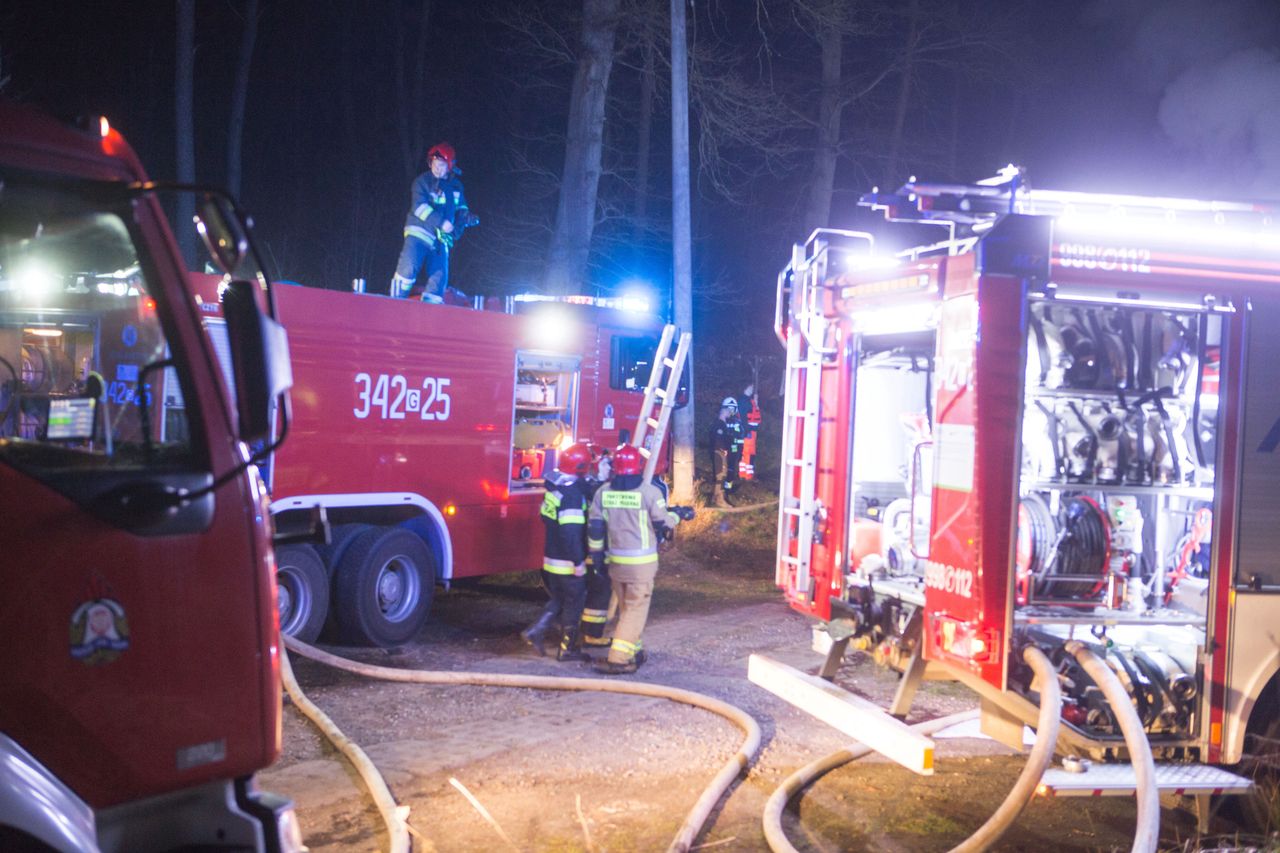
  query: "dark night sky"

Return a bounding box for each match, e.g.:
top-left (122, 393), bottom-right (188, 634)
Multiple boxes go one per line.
top-left (6, 0), bottom-right (1280, 383)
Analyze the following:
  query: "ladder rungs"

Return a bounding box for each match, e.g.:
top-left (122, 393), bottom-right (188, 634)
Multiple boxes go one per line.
top-left (654, 388), bottom-right (666, 399)
top-left (663, 357), bottom-right (676, 368)
top-left (646, 417), bottom-right (660, 429)
top-left (785, 459), bottom-right (808, 467)
top-left (780, 556), bottom-right (801, 566)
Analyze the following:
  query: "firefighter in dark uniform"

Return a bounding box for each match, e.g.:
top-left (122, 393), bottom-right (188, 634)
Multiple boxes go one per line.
top-left (391, 142), bottom-right (473, 303)
top-left (520, 443), bottom-right (593, 661)
top-left (708, 397), bottom-right (744, 504)
top-left (587, 445), bottom-right (681, 674)
top-left (578, 446), bottom-right (613, 650)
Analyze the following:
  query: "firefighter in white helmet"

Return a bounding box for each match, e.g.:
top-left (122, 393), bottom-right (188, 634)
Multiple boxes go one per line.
top-left (586, 445), bottom-right (681, 674)
top-left (707, 396), bottom-right (744, 504)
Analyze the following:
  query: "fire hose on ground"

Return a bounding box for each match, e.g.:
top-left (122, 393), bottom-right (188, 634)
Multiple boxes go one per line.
top-left (281, 635), bottom-right (762, 853)
top-left (763, 645), bottom-right (1063, 853)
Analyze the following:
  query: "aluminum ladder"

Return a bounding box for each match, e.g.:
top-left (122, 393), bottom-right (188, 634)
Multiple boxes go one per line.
top-left (773, 230), bottom-right (874, 602)
top-left (630, 323), bottom-right (691, 482)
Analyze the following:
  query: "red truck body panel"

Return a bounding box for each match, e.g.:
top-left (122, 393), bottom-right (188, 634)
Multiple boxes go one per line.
top-left (189, 275), bottom-right (670, 580)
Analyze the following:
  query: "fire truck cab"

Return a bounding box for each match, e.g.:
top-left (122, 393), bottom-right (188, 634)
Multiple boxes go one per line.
top-left (772, 168), bottom-right (1280, 778)
top-left (0, 103), bottom-right (298, 850)
top-left (188, 277), bottom-right (681, 648)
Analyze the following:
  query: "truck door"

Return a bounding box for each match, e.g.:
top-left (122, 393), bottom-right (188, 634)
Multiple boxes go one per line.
top-left (0, 173), bottom-right (276, 809)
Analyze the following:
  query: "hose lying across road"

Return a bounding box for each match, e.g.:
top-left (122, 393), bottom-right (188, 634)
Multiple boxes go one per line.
top-left (282, 635), bottom-right (762, 853)
top-left (763, 645), bottom-right (1063, 853)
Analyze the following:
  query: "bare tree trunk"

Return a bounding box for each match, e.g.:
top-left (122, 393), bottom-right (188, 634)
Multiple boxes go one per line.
top-left (226, 0), bottom-right (259, 200)
top-left (883, 0), bottom-right (919, 189)
top-left (411, 0), bottom-right (431, 159)
top-left (543, 0), bottom-right (621, 295)
top-left (175, 0), bottom-right (196, 266)
top-left (634, 38), bottom-right (655, 239)
top-left (670, 0), bottom-right (694, 504)
top-left (395, 0), bottom-right (432, 180)
top-left (802, 11), bottom-right (842, 236)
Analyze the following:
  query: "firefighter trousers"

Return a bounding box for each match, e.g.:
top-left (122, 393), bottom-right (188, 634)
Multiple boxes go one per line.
top-left (606, 561), bottom-right (658, 665)
top-left (580, 570), bottom-right (613, 645)
top-left (393, 234), bottom-right (449, 298)
top-left (539, 570), bottom-right (587, 630)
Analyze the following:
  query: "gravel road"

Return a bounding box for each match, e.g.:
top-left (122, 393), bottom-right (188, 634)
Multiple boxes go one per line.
top-left (261, 505), bottom-right (1234, 852)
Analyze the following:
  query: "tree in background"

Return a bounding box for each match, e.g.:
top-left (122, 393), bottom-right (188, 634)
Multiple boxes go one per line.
top-left (175, 0), bottom-right (196, 266)
top-left (226, 0), bottom-right (260, 201)
top-left (543, 0), bottom-right (622, 294)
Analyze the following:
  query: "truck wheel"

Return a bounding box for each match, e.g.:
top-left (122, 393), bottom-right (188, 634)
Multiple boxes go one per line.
top-left (315, 522), bottom-right (375, 574)
top-left (275, 544), bottom-right (329, 644)
top-left (334, 527), bottom-right (435, 646)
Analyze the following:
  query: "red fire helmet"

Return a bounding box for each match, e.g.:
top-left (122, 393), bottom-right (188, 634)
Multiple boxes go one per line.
top-left (427, 142), bottom-right (456, 171)
top-left (612, 444), bottom-right (644, 476)
top-left (558, 442), bottom-right (592, 476)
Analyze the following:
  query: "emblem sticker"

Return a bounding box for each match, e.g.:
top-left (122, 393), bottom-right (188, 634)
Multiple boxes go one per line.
top-left (70, 598), bottom-right (131, 665)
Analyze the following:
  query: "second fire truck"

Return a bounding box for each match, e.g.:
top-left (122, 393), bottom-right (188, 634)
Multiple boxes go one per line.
top-left (190, 276), bottom-right (680, 647)
top-left (761, 168), bottom-right (1280, 813)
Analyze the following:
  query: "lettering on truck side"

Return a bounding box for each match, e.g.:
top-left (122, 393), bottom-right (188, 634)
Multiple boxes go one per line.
top-left (923, 560), bottom-right (975, 598)
top-left (1056, 242), bottom-right (1152, 273)
top-left (353, 372), bottom-right (453, 421)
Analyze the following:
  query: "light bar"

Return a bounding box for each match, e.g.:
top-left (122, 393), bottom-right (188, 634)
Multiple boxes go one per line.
top-left (512, 292), bottom-right (651, 313)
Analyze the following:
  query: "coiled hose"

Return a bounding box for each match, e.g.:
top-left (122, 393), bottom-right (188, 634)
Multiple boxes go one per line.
top-left (1065, 641), bottom-right (1160, 853)
top-left (283, 636), bottom-right (761, 853)
top-left (763, 645), bottom-right (1062, 853)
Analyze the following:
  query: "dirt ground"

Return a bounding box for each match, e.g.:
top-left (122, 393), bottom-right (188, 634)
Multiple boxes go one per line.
top-left (261, 487), bottom-right (1275, 852)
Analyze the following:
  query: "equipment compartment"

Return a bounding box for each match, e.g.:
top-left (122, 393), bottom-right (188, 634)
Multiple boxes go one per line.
top-left (509, 351), bottom-right (580, 489)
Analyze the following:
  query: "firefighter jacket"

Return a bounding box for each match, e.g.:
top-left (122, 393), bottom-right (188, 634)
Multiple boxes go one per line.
top-left (709, 415), bottom-right (744, 454)
top-left (541, 472), bottom-right (589, 575)
top-left (402, 172), bottom-right (468, 246)
top-left (587, 477), bottom-right (680, 568)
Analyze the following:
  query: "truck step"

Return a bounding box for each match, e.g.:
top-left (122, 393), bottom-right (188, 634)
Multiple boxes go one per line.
top-left (748, 654), bottom-right (936, 775)
top-left (1037, 762), bottom-right (1253, 798)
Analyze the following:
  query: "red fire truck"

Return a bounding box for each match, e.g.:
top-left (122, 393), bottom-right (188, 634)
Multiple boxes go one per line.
top-left (765, 169), bottom-right (1280, 796)
top-left (188, 275), bottom-right (681, 647)
top-left (0, 103), bottom-right (299, 849)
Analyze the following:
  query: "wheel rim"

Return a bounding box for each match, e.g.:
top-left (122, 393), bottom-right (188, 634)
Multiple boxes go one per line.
top-left (277, 566), bottom-right (312, 635)
top-left (376, 555), bottom-right (421, 623)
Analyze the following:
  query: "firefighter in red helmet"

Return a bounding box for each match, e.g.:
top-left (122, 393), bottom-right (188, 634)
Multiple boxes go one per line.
top-left (586, 444), bottom-right (682, 674)
top-left (390, 142), bottom-right (476, 303)
top-left (521, 442), bottom-right (593, 661)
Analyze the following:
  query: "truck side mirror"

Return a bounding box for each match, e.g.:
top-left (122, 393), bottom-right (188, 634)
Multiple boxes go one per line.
top-left (195, 194), bottom-right (250, 273)
top-left (221, 279), bottom-right (293, 443)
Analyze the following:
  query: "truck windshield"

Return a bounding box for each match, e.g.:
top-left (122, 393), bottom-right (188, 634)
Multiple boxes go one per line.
top-left (0, 174), bottom-right (195, 469)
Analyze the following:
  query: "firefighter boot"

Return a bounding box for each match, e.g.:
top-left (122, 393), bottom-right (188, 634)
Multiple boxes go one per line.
top-left (593, 657), bottom-right (638, 675)
top-left (520, 612), bottom-right (557, 656)
top-left (557, 628), bottom-right (590, 662)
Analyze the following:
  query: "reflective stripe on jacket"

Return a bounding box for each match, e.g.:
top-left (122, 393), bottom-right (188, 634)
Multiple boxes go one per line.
top-left (587, 480), bottom-right (679, 566)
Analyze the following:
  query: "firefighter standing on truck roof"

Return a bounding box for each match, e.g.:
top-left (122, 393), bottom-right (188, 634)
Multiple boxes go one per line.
top-left (521, 443), bottom-right (593, 661)
top-left (390, 142), bottom-right (473, 303)
top-left (708, 397), bottom-right (744, 504)
top-left (587, 445), bottom-right (681, 675)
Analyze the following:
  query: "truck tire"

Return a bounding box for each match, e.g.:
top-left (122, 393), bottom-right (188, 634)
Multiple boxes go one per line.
top-left (314, 522), bottom-right (375, 574)
top-left (333, 527), bottom-right (435, 646)
top-left (274, 544), bottom-right (329, 644)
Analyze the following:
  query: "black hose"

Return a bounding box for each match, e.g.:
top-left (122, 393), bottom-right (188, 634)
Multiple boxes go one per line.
top-left (1192, 312), bottom-right (1208, 467)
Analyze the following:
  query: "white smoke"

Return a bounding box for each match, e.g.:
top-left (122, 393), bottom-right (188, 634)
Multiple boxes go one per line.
top-left (1086, 0), bottom-right (1280, 197)
top-left (1158, 48), bottom-right (1280, 195)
